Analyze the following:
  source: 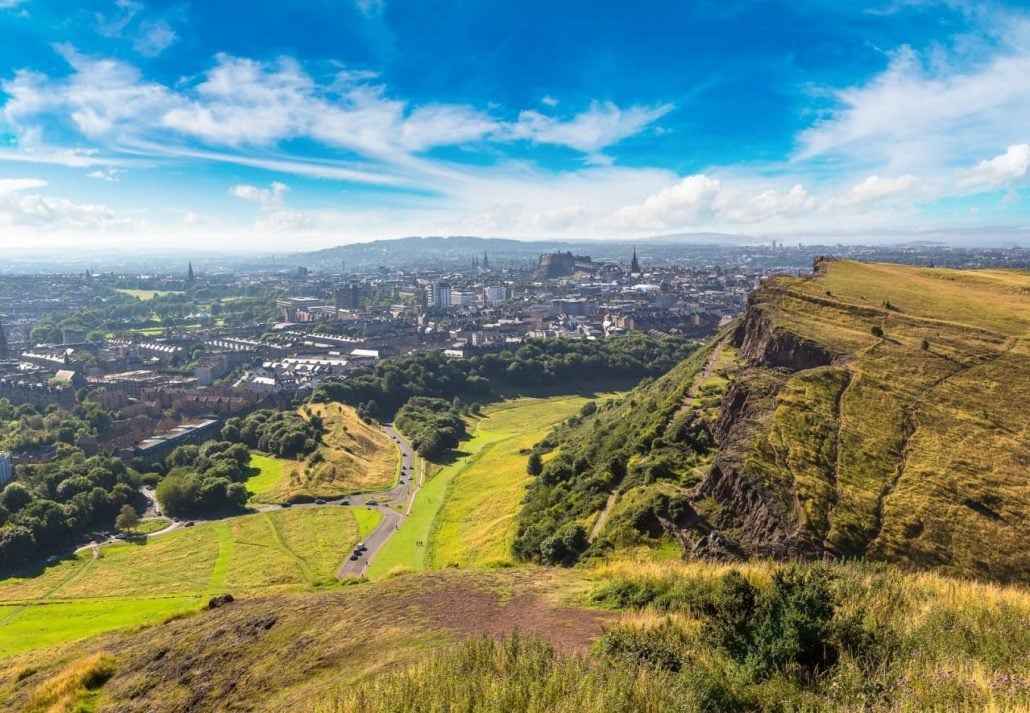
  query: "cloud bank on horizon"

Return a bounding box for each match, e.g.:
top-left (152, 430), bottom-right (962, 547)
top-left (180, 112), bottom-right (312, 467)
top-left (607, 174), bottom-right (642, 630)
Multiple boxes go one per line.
top-left (0, 0), bottom-right (1028, 249)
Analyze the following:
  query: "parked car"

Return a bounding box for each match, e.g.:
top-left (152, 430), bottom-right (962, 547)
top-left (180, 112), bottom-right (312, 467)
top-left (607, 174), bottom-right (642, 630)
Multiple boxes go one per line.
top-left (349, 553), bottom-right (359, 561)
top-left (46, 555), bottom-right (59, 564)
top-left (280, 502), bottom-right (293, 508)
top-left (314, 499), bottom-right (326, 505)
top-left (339, 499), bottom-right (350, 506)
top-left (365, 500), bottom-right (379, 507)
top-left (184, 521), bottom-right (195, 528)
top-left (356, 542), bottom-right (367, 551)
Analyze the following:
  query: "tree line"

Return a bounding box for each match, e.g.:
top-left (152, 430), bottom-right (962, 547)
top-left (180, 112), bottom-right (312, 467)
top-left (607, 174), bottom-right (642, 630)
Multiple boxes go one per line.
top-left (312, 334), bottom-right (698, 418)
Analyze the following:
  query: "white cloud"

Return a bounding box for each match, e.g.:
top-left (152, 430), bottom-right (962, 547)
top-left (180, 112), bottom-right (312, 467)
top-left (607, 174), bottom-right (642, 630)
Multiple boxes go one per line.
top-left (3, 49), bottom-right (666, 183)
top-left (724, 184), bottom-right (816, 223)
top-left (229, 181), bottom-right (288, 206)
top-left (606, 174), bottom-right (724, 231)
top-left (0, 178), bottom-right (47, 193)
top-left (229, 181), bottom-right (313, 232)
top-left (796, 41), bottom-right (1030, 172)
top-left (0, 0), bottom-right (28, 9)
top-left (834, 174), bottom-right (926, 208)
top-left (507, 101), bottom-right (674, 156)
top-left (86, 167), bottom-right (123, 181)
top-left (0, 177), bottom-right (126, 230)
top-left (959, 144), bottom-right (1030, 190)
top-left (134, 20), bottom-right (177, 57)
top-left (355, 0), bottom-right (385, 17)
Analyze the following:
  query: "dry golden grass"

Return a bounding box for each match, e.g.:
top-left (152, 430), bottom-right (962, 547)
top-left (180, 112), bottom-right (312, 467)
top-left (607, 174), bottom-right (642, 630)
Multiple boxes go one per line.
top-left (21, 652), bottom-right (115, 713)
top-left (252, 403), bottom-right (399, 502)
top-left (738, 260), bottom-right (1030, 581)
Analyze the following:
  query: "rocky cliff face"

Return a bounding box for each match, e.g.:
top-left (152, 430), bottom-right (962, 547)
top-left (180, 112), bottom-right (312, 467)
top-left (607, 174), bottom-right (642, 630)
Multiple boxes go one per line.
top-left (691, 291), bottom-right (839, 562)
top-left (732, 293), bottom-right (836, 371)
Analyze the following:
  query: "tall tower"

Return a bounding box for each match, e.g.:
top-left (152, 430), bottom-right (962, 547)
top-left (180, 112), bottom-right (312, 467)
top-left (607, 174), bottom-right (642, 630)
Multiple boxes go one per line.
top-left (630, 247), bottom-right (640, 273)
top-left (0, 316), bottom-right (9, 360)
top-left (187, 261), bottom-right (195, 283)
top-left (482, 250), bottom-right (489, 269)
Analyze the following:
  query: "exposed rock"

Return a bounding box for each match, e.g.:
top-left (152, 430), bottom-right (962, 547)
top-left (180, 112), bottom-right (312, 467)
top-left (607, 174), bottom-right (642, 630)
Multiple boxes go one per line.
top-left (207, 594), bottom-right (234, 610)
top-left (691, 529), bottom-right (745, 562)
top-left (733, 295), bottom-right (835, 371)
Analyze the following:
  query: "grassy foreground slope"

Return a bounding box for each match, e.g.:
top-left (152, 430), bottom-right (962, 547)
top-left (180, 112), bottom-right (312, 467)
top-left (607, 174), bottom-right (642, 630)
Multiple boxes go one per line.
top-left (518, 260), bottom-right (1029, 583)
top-left (245, 402), bottom-right (398, 503)
top-left (0, 507), bottom-right (380, 657)
top-left (1, 560), bottom-right (1026, 712)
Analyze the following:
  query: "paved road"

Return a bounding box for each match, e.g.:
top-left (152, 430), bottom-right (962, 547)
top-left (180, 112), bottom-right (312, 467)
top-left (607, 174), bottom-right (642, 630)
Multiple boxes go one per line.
top-left (336, 424), bottom-right (420, 578)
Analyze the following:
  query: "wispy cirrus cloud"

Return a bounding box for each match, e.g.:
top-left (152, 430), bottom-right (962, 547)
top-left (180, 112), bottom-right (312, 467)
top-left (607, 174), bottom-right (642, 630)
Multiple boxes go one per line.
top-left (2, 48), bottom-right (672, 175)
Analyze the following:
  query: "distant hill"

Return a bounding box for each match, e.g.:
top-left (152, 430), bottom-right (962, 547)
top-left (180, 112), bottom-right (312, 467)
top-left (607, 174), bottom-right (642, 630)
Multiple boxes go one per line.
top-left (516, 259), bottom-right (1030, 583)
top-left (289, 233), bottom-right (753, 271)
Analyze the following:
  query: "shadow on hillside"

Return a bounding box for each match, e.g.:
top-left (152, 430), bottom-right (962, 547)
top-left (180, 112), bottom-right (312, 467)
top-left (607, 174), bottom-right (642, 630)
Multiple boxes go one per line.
top-left (431, 447), bottom-right (474, 467)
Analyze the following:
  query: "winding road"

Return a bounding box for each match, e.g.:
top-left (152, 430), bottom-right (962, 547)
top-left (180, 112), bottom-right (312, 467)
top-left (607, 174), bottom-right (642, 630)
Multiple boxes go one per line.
top-left (336, 424), bottom-right (423, 578)
top-left (82, 423), bottom-right (423, 580)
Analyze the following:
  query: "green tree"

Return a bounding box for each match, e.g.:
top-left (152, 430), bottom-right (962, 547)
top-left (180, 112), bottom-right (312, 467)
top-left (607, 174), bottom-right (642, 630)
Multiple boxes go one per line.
top-left (527, 452), bottom-right (543, 476)
top-left (115, 504), bottom-right (139, 532)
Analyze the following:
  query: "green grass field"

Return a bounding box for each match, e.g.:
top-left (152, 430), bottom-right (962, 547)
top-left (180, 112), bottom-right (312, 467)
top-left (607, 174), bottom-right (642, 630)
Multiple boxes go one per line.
top-left (0, 506), bottom-right (380, 657)
top-left (430, 395), bottom-right (618, 568)
top-left (244, 453), bottom-right (292, 500)
top-left (366, 395), bottom-right (617, 578)
top-left (114, 289), bottom-right (185, 300)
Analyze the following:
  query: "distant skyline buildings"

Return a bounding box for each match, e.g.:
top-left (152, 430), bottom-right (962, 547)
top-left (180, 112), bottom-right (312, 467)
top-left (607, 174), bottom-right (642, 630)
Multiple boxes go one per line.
top-left (0, 1), bottom-right (1028, 250)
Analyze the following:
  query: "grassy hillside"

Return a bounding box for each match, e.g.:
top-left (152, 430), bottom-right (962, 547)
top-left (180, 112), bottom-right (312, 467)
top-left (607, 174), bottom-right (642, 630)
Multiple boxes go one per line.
top-left (430, 395), bottom-right (619, 569)
top-left (245, 402), bottom-right (398, 503)
top-left (0, 507), bottom-right (380, 657)
top-left (516, 260), bottom-right (1029, 583)
top-left (367, 394), bottom-right (613, 578)
top-left (2, 560), bottom-right (1025, 712)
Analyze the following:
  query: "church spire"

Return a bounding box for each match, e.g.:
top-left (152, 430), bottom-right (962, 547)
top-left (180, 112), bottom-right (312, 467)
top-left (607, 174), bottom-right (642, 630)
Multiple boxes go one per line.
top-left (0, 316), bottom-right (9, 360)
top-left (630, 247), bottom-right (640, 273)
top-left (187, 261), bottom-right (195, 283)
top-left (483, 250), bottom-right (489, 268)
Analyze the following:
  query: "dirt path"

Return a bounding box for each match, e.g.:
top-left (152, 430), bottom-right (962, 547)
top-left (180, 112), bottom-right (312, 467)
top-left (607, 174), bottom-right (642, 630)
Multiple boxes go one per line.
top-left (588, 491), bottom-right (618, 543)
top-left (673, 340), bottom-right (727, 419)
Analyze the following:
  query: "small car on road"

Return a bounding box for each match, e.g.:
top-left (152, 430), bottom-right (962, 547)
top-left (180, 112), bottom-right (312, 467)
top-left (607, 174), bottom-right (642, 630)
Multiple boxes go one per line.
top-left (314, 498), bottom-right (326, 505)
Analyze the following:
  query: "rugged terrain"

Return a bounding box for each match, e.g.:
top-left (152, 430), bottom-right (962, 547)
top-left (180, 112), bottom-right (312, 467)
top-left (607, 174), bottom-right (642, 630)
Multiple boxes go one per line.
top-left (519, 259), bottom-right (1029, 583)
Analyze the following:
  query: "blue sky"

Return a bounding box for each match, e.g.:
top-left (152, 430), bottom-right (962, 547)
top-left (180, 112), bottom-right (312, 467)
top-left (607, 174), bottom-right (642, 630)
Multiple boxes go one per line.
top-left (0, 0), bottom-right (1028, 250)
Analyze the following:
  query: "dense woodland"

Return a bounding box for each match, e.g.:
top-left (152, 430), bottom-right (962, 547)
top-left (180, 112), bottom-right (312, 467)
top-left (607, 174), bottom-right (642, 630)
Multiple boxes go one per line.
top-left (394, 397), bottom-right (468, 459)
top-left (220, 409), bottom-right (324, 460)
top-left (312, 334), bottom-right (698, 418)
top-left (155, 441), bottom-right (253, 516)
top-left (0, 449), bottom-right (140, 567)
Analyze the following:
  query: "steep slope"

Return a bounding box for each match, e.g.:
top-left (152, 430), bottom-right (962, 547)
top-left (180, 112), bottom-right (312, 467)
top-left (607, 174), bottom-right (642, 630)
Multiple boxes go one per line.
top-left (518, 260), bottom-right (1030, 582)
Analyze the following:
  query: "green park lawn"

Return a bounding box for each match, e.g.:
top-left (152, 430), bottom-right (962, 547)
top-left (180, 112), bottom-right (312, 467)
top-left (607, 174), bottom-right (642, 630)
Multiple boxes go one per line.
top-left (0, 507), bottom-right (380, 658)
